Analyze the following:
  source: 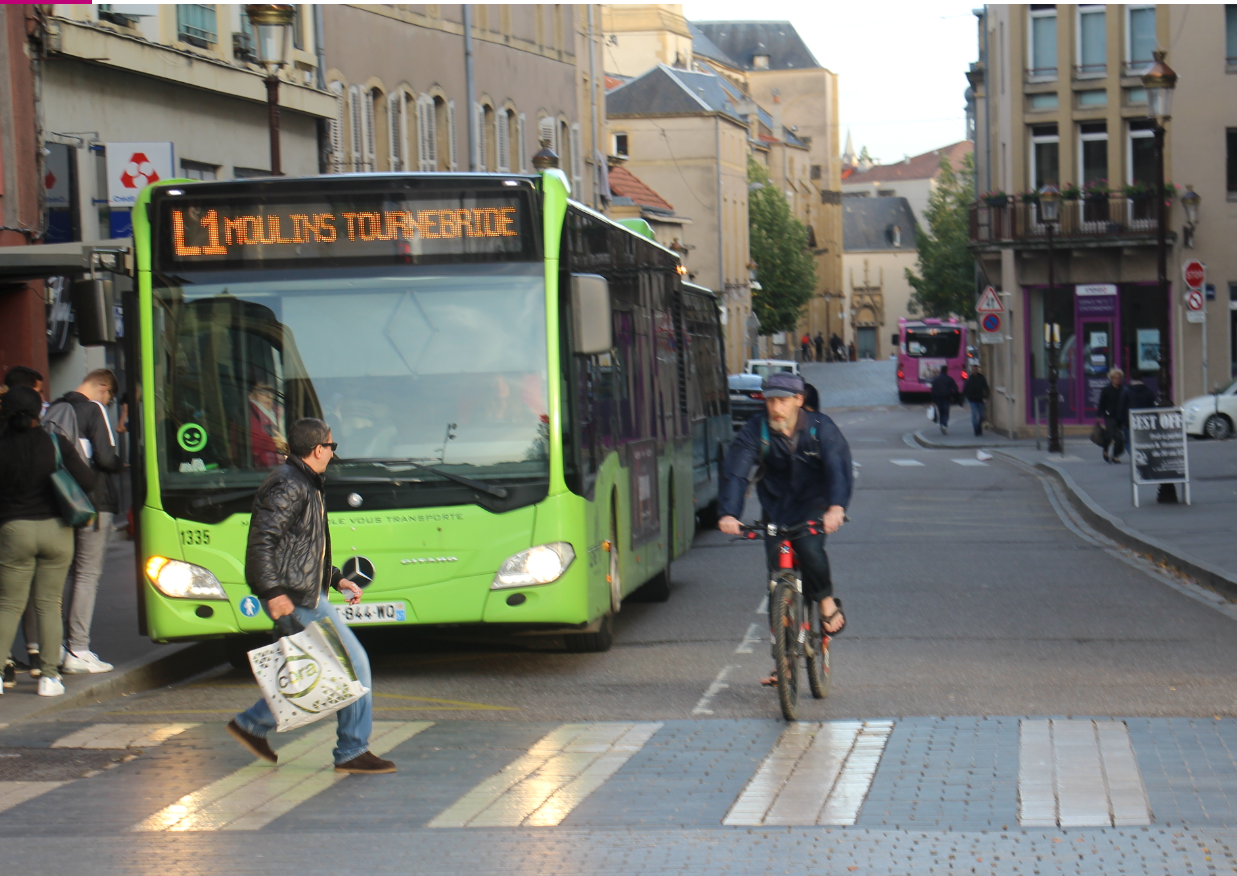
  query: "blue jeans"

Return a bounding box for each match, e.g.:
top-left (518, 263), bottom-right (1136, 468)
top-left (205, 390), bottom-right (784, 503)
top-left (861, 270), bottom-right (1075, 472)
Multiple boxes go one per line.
top-left (234, 598), bottom-right (373, 765)
top-left (934, 399), bottom-right (950, 427)
top-left (969, 401), bottom-right (985, 435)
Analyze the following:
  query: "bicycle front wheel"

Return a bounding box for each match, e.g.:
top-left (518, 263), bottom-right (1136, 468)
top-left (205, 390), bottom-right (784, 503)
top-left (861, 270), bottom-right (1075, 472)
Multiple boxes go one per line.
top-left (806, 601), bottom-right (832, 700)
top-left (769, 576), bottom-right (800, 721)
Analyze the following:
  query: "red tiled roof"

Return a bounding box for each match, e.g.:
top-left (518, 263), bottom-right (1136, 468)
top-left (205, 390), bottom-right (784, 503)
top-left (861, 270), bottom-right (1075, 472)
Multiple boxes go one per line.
top-left (608, 165), bottom-right (675, 213)
top-left (846, 141), bottom-right (972, 184)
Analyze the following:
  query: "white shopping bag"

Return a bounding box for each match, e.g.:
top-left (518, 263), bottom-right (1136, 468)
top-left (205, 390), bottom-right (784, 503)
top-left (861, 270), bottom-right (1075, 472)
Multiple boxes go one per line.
top-left (247, 616), bottom-right (369, 732)
top-left (927, 405), bottom-right (937, 422)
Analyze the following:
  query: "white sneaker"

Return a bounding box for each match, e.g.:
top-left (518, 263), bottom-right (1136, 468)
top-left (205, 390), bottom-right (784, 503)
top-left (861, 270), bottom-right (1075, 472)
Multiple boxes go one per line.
top-left (37, 675), bottom-right (65, 697)
top-left (62, 650), bottom-right (114, 674)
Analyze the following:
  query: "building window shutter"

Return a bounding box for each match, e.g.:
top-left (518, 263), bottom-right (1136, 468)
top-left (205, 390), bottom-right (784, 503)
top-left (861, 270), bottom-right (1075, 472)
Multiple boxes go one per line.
top-left (417, 95), bottom-right (436, 172)
top-left (349, 85), bottom-right (364, 172)
top-left (389, 93), bottom-right (403, 172)
top-left (497, 109), bottom-right (510, 172)
top-left (570, 122), bottom-right (583, 189)
top-left (364, 90), bottom-right (377, 172)
top-left (517, 113), bottom-right (527, 172)
top-left (474, 103), bottom-right (486, 171)
top-left (328, 81), bottom-right (345, 173)
top-left (447, 99), bottom-right (458, 171)
top-left (538, 115), bottom-right (556, 152)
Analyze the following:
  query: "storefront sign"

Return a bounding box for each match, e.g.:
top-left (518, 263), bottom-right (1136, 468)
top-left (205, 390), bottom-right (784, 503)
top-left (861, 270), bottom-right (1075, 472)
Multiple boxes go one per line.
top-left (105, 142), bottom-right (174, 206)
top-left (1077, 284), bottom-right (1118, 317)
top-left (1128, 407), bottom-right (1190, 506)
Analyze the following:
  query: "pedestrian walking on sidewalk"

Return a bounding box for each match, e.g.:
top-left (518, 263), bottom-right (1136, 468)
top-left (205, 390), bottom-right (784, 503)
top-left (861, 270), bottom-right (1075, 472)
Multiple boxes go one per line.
top-left (930, 366), bottom-right (958, 434)
top-left (227, 417), bottom-right (395, 774)
top-left (1097, 369), bottom-right (1126, 464)
top-left (50, 369), bottom-right (124, 675)
top-left (814, 333), bottom-right (825, 363)
top-left (1118, 373), bottom-right (1158, 455)
top-left (0, 387), bottom-right (96, 697)
top-left (962, 366), bottom-right (990, 437)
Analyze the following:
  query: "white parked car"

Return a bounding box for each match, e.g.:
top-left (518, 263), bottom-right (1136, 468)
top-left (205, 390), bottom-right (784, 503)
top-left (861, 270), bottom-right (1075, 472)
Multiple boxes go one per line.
top-left (1183, 379), bottom-right (1237, 439)
top-left (744, 359), bottom-right (800, 378)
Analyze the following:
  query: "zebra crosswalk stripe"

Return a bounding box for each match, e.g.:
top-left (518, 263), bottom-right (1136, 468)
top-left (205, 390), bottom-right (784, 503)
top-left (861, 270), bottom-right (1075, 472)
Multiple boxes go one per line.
top-left (52, 723), bottom-right (199, 750)
top-left (133, 721), bottom-right (431, 832)
top-left (724, 720), bottom-right (893, 826)
top-left (429, 722), bottom-right (662, 828)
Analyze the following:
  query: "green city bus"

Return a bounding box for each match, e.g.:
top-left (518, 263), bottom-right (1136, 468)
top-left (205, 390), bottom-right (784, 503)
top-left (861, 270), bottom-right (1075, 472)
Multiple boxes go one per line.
top-left (125, 165), bottom-right (730, 655)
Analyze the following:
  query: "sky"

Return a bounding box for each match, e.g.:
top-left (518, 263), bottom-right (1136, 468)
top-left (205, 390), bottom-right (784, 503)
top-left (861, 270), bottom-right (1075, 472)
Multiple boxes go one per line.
top-left (681, 0), bottom-right (981, 164)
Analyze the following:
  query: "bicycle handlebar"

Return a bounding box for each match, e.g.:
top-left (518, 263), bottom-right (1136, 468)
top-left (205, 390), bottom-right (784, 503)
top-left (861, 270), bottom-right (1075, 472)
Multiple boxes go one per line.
top-left (735, 517), bottom-right (849, 541)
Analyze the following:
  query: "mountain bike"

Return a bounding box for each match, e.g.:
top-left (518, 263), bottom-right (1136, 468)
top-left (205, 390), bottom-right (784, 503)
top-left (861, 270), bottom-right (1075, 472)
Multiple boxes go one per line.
top-left (739, 520), bottom-right (833, 720)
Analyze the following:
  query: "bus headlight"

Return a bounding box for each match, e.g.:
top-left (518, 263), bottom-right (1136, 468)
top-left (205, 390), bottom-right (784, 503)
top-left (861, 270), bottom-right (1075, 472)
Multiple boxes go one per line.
top-left (491, 543), bottom-right (575, 589)
top-left (145, 556), bottom-right (228, 600)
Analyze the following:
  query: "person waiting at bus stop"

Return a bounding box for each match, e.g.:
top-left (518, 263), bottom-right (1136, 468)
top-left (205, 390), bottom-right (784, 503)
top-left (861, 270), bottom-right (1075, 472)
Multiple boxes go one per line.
top-left (717, 372), bottom-right (853, 686)
top-left (227, 418), bottom-right (395, 774)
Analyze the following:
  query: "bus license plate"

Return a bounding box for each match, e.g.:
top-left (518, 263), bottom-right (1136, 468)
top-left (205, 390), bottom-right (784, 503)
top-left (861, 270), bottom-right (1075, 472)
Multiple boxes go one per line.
top-left (338, 602), bottom-right (406, 624)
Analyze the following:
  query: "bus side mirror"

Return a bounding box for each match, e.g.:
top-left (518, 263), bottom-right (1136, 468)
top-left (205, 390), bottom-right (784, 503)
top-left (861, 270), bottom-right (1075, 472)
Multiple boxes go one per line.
top-left (71, 278), bottom-right (116, 346)
top-left (571, 273), bottom-right (612, 355)
top-left (891, 333), bottom-right (899, 346)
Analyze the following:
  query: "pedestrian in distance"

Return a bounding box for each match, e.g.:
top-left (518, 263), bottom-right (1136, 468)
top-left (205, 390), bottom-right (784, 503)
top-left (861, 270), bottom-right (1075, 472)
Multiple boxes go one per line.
top-left (814, 333), bottom-right (825, 363)
top-left (962, 365), bottom-right (990, 437)
top-left (1118, 372), bottom-right (1158, 458)
top-left (1096, 368), bottom-right (1126, 464)
top-left (49, 369), bottom-right (124, 675)
top-left (800, 333), bottom-right (812, 363)
top-left (227, 417), bottom-right (396, 774)
top-left (847, 341), bottom-right (857, 363)
top-left (830, 333), bottom-right (844, 362)
top-left (0, 386), bottom-right (97, 697)
top-left (930, 366), bottom-right (958, 434)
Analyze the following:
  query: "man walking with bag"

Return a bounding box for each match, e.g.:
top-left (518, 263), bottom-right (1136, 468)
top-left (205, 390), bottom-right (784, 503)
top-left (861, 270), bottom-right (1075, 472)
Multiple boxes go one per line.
top-left (227, 418), bottom-right (395, 774)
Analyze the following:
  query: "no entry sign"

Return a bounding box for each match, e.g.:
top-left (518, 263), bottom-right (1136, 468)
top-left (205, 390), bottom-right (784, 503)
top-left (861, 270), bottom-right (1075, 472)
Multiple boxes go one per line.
top-left (1183, 260), bottom-right (1206, 290)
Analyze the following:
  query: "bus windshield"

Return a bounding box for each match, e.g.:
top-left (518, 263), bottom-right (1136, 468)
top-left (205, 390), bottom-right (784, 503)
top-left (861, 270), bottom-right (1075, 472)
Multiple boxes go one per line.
top-left (905, 328), bottom-right (962, 358)
top-left (152, 263), bottom-right (549, 492)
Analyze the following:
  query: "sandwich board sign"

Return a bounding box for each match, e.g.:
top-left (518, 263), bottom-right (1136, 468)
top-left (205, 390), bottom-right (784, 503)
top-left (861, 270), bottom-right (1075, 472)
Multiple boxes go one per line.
top-left (1128, 407), bottom-right (1190, 507)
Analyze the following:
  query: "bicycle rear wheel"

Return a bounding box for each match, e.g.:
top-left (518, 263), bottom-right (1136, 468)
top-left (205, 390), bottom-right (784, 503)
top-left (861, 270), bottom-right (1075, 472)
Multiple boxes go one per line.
top-left (806, 601), bottom-right (832, 700)
top-left (769, 576), bottom-right (800, 721)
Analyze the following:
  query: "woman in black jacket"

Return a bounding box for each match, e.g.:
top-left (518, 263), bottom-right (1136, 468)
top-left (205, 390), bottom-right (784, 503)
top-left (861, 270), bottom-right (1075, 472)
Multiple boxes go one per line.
top-left (1096, 368), bottom-right (1126, 463)
top-left (0, 386), bottom-right (96, 697)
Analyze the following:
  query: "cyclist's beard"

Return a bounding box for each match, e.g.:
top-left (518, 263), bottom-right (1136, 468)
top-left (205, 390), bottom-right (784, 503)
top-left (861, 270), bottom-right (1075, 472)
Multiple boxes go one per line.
top-left (768, 412), bottom-right (793, 435)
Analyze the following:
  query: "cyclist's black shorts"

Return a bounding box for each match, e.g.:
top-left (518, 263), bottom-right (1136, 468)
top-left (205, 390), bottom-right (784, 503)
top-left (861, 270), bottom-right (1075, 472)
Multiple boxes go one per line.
top-left (764, 529), bottom-right (833, 603)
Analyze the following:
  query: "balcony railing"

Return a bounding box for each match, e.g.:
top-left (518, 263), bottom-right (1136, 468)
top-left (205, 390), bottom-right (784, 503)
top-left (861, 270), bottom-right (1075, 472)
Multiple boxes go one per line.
top-left (969, 197), bottom-right (1161, 244)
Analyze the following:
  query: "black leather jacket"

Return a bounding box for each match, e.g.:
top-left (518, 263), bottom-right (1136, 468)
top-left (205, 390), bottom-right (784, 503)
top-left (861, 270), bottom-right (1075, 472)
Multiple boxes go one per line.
top-left (244, 456), bottom-right (342, 608)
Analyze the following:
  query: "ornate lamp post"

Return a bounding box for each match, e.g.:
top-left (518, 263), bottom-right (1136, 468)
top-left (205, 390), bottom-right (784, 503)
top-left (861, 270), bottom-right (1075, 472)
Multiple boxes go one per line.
top-left (246, 5), bottom-right (297, 175)
top-left (1142, 50), bottom-right (1178, 502)
top-left (1039, 183), bottom-right (1062, 453)
top-left (1181, 184), bottom-right (1201, 248)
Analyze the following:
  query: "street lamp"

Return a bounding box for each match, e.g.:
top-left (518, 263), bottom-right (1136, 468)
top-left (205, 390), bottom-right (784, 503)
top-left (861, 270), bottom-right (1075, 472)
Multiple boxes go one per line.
top-left (1181, 184), bottom-right (1201, 248)
top-left (246, 4), bottom-right (296, 176)
top-left (1142, 50), bottom-right (1178, 502)
top-left (1039, 183), bottom-right (1062, 454)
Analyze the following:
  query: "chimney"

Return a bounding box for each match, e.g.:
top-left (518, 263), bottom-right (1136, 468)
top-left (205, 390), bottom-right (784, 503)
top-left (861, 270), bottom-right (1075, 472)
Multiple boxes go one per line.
top-left (771, 90), bottom-right (783, 141)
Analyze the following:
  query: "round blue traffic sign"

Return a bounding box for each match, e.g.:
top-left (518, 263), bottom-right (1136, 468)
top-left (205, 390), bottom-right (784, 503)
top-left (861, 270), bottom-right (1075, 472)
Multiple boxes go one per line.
top-left (239, 595), bottom-right (261, 618)
top-left (982, 313), bottom-right (1001, 332)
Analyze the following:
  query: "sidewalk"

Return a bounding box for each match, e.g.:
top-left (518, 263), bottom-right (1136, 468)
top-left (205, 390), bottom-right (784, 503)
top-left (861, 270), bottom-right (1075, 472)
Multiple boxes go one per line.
top-left (915, 427), bottom-right (1237, 596)
top-left (0, 538), bottom-right (222, 726)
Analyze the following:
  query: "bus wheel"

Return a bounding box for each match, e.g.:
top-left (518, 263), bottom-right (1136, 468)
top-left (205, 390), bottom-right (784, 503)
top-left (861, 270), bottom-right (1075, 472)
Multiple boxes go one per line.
top-left (898, 391), bottom-right (911, 404)
top-left (225, 635), bottom-right (266, 676)
top-left (696, 498), bottom-right (719, 530)
top-left (565, 613), bottom-right (614, 653)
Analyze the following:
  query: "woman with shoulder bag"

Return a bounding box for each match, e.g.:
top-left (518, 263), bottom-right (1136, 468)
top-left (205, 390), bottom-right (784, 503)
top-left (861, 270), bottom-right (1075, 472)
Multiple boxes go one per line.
top-left (1096, 368), bottom-right (1126, 464)
top-left (0, 386), bottom-right (96, 696)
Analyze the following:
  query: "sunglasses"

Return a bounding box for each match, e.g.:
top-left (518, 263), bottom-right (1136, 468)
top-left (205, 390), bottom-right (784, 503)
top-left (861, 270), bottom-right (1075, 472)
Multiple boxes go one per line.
top-left (319, 442), bottom-right (339, 451)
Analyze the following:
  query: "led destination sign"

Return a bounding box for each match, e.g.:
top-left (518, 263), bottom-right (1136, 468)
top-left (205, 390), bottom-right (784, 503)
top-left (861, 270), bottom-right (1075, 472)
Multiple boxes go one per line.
top-left (157, 191), bottom-right (535, 269)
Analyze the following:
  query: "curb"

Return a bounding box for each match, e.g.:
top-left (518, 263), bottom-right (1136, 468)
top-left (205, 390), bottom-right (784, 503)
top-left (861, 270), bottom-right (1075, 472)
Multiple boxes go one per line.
top-left (1019, 454), bottom-right (1237, 601)
top-left (3, 640), bottom-right (227, 724)
top-left (913, 429), bottom-right (1038, 451)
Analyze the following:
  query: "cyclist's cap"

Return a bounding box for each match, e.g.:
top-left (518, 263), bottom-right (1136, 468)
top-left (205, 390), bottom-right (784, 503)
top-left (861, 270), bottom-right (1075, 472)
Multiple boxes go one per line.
top-left (762, 372), bottom-right (805, 398)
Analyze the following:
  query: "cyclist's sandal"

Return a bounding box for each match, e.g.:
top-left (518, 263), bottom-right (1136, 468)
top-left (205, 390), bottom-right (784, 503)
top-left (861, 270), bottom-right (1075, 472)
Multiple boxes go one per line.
top-left (760, 672), bottom-right (778, 687)
top-left (822, 599), bottom-right (846, 636)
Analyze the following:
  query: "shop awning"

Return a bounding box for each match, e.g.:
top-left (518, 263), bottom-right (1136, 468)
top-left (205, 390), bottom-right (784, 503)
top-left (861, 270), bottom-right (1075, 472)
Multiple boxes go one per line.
top-left (0, 241), bottom-right (131, 282)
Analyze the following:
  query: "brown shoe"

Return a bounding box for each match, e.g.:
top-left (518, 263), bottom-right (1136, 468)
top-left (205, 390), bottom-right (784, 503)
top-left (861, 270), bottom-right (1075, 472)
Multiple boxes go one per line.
top-left (335, 750), bottom-right (396, 774)
top-left (227, 719), bottom-right (277, 763)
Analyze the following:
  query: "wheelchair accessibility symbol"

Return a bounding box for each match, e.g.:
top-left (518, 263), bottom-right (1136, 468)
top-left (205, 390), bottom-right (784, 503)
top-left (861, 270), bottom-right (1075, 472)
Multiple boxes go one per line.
top-left (240, 595), bottom-right (261, 618)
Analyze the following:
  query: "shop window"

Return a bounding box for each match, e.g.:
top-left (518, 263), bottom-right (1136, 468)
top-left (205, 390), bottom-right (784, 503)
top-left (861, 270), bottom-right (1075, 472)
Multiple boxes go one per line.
top-left (1028, 6), bottom-right (1058, 80)
top-left (1125, 5), bottom-right (1156, 76)
top-left (1077, 5), bottom-right (1106, 76)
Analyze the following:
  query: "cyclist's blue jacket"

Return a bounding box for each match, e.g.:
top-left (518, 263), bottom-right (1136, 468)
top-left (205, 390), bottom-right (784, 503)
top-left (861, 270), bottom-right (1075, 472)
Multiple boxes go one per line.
top-left (719, 410), bottom-right (853, 526)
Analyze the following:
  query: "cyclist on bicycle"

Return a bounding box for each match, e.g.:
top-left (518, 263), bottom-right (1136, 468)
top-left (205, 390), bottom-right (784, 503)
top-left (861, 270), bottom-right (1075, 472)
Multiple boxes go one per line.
top-left (718, 371), bottom-right (853, 685)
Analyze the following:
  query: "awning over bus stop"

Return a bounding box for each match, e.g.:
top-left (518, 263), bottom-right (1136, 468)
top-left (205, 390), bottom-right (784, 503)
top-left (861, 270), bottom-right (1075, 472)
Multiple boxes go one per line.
top-left (0, 240), bottom-right (131, 282)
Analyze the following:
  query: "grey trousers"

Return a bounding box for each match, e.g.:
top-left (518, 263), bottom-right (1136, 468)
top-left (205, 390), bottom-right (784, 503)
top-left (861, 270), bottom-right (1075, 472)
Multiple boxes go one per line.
top-left (0, 518), bottom-right (75, 679)
top-left (64, 511), bottom-right (112, 653)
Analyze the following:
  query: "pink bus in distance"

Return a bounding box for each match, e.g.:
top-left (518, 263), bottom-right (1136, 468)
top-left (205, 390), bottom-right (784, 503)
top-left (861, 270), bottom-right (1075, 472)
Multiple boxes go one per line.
top-left (896, 317), bottom-right (969, 402)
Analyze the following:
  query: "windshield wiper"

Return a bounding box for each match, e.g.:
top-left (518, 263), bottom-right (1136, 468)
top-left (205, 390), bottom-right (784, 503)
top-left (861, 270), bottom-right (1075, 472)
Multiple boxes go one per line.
top-left (335, 459), bottom-right (508, 499)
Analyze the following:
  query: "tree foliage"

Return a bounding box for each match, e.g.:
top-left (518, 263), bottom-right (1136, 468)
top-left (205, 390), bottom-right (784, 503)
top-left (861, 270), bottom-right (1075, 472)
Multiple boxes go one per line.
top-left (748, 158), bottom-right (817, 334)
top-left (905, 153), bottom-right (976, 320)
